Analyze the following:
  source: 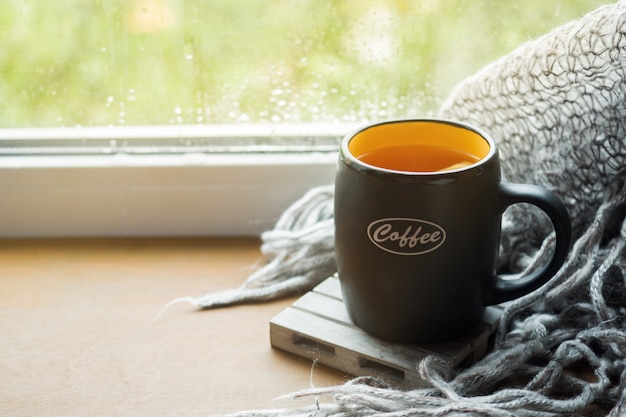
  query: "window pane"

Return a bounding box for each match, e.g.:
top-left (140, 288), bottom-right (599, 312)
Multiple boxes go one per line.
top-left (1, 0), bottom-right (609, 128)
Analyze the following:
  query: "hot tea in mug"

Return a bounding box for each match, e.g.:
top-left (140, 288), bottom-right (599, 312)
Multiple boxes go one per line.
top-left (334, 119), bottom-right (572, 344)
top-left (356, 144), bottom-right (482, 172)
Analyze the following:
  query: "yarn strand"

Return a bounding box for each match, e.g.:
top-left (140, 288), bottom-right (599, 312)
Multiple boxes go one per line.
top-left (176, 185), bottom-right (335, 308)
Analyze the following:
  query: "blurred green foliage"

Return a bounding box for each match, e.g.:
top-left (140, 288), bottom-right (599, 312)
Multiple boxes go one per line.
top-left (0, 0), bottom-right (611, 127)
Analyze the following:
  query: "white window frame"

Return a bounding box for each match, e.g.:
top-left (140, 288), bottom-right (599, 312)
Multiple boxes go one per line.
top-left (0, 123), bottom-right (352, 237)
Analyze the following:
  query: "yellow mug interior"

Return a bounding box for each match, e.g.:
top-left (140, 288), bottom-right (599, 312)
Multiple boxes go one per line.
top-left (348, 120), bottom-right (491, 172)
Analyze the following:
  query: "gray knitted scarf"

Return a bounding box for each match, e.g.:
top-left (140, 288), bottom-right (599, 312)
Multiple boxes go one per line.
top-left (185, 2), bottom-right (626, 415)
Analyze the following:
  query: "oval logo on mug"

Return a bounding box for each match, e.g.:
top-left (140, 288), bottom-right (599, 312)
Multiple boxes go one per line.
top-left (367, 218), bottom-right (447, 255)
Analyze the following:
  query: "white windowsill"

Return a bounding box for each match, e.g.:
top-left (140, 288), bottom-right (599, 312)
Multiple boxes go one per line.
top-left (0, 123), bottom-right (349, 238)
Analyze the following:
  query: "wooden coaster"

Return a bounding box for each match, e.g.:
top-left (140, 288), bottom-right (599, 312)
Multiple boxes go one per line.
top-left (270, 274), bottom-right (504, 388)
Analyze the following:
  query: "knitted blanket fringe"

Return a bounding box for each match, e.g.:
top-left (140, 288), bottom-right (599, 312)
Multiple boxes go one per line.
top-left (186, 2), bottom-right (626, 415)
top-left (172, 185), bottom-right (335, 309)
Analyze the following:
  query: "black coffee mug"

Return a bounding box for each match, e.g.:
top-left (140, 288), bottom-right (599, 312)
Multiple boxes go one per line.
top-left (334, 119), bottom-right (572, 344)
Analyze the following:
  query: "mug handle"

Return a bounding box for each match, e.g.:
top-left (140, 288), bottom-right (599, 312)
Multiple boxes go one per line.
top-left (487, 182), bottom-right (572, 305)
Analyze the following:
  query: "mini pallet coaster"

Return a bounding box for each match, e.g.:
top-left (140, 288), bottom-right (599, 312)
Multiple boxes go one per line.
top-left (270, 274), bottom-right (504, 388)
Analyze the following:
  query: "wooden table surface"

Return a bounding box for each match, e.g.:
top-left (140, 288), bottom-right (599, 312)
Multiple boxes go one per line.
top-left (0, 238), bottom-right (346, 416)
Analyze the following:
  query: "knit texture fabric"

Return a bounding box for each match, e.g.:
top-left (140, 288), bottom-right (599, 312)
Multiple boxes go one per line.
top-left (190, 2), bottom-right (626, 415)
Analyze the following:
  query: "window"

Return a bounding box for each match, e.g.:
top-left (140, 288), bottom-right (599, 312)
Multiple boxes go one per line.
top-left (0, 0), bottom-right (610, 237)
